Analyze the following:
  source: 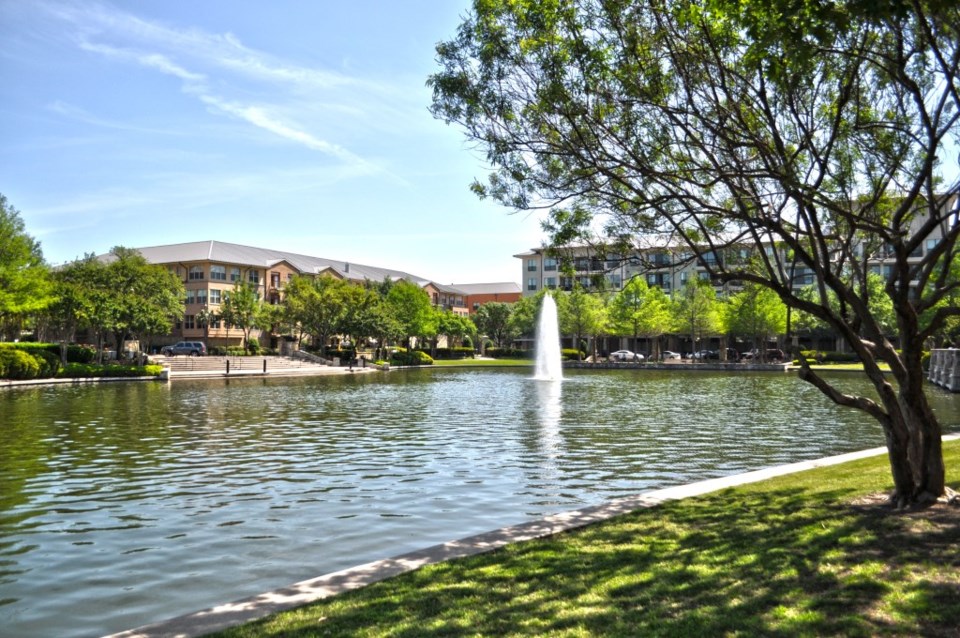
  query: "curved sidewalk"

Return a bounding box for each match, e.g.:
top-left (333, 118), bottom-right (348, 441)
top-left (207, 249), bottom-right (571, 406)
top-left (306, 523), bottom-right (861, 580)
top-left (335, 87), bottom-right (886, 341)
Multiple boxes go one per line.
top-left (106, 434), bottom-right (960, 638)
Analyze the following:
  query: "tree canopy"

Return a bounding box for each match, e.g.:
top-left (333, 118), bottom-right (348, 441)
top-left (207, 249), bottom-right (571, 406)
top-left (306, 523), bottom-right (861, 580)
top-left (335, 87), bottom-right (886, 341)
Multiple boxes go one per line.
top-left (0, 194), bottom-right (54, 338)
top-left (431, 0), bottom-right (960, 505)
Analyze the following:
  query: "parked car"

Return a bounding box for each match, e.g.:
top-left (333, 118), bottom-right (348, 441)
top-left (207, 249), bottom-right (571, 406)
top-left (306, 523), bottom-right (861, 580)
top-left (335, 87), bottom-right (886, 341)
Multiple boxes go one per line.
top-left (610, 349), bottom-right (644, 362)
top-left (723, 348), bottom-right (739, 360)
top-left (161, 341), bottom-right (207, 356)
top-left (662, 351), bottom-right (682, 360)
top-left (741, 348), bottom-right (786, 362)
top-left (692, 349), bottom-right (718, 360)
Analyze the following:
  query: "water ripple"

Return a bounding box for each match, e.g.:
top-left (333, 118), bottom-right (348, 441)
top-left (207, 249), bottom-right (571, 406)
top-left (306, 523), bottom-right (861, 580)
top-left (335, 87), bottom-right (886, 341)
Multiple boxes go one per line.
top-left (0, 369), bottom-right (957, 637)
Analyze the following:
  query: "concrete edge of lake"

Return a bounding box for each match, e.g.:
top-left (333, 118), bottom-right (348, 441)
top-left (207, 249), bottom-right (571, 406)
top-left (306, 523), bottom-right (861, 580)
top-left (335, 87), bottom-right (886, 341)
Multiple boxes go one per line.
top-left (103, 432), bottom-right (960, 638)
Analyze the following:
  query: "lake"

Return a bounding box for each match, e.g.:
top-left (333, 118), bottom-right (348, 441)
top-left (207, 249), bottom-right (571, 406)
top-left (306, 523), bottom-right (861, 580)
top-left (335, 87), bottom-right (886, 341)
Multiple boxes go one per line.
top-left (1, 368), bottom-right (958, 637)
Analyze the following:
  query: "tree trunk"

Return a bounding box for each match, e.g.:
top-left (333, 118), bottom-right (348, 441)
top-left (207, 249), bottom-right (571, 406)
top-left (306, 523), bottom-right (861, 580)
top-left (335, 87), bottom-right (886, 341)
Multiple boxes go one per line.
top-left (876, 365), bottom-right (945, 507)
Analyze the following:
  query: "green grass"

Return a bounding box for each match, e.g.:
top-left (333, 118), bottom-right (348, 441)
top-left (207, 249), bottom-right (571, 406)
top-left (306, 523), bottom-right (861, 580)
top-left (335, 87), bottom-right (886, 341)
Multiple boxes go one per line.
top-left (211, 441), bottom-right (960, 637)
top-left (430, 358), bottom-right (532, 367)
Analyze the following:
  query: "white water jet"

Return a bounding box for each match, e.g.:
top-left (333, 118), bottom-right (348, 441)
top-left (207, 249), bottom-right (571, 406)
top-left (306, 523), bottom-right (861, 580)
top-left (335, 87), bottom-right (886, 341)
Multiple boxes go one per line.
top-left (533, 294), bottom-right (563, 381)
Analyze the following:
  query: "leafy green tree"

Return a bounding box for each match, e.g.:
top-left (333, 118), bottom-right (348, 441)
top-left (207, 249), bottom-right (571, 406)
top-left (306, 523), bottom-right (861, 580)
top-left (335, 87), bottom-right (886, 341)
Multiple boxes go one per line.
top-left (0, 194), bottom-right (54, 339)
top-left (46, 255), bottom-right (105, 350)
top-left (725, 283), bottom-right (788, 360)
top-left (386, 280), bottom-right (435, 350)
top-left (283, 274), bottom-right (349, 354)
top-left (609, 276), bottom-right (649, 354)
top-left (430, 0), bottom-right (960, 505)
top-left (560, 284), bottom-right (607, 360)
top-left (102, 247), bottom-right (184, 357)
top-left (674, 279), bottom-right (721, 358)
top-left (639, 285), bottom-right (674, 360)
top-left (220, 281), bottom-right (263, 353)
top-left (436, 310), bottom-right (476, 350)
top-left (473, 302), bottom-right (515, 349)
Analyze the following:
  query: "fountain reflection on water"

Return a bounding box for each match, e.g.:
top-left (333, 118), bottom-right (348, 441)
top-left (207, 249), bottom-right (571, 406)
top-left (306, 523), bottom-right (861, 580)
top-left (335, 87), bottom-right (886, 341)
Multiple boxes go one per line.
top-left (533, 294), bottom-right (563, 381)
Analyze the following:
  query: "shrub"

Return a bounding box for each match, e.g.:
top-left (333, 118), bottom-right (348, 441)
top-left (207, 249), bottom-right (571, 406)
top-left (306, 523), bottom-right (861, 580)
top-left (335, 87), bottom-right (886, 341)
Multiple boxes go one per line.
top-left (32, 350), bottom-right (61, 378)
top-left (431, 347), bottom-right (474, 360)
top-left (57, 363), bottom-right (164, 378)
top-left (246, 340), bottom-right (262, 355)
top-left (390, 349), bottom-right (434, 366)
top-left (0, 348), bottom-right (41, 380)
top-left (561, 348), bottom-right (584, 361)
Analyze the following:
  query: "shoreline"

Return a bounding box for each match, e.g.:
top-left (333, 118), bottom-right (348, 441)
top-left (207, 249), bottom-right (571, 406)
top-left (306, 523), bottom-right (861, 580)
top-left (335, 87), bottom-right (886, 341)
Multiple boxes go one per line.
top-left (104, 432), bottom-right (960, 638)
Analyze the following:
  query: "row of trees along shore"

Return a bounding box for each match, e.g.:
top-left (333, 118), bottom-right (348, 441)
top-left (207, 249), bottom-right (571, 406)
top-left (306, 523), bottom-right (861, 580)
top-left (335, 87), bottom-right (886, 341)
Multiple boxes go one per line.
top-left (429, 0), bottom-right (960, 507)
top-left (2, 191), bottom-right (901, 371)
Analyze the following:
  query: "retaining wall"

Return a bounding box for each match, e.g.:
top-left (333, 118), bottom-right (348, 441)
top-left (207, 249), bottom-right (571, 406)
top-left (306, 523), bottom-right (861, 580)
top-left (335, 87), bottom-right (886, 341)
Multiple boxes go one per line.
top-left (928, 349), bottom-right (960, 392)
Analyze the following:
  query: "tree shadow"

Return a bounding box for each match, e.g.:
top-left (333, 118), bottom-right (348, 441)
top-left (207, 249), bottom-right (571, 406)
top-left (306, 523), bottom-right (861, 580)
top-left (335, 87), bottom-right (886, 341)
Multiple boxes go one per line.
top-left (215, 485), bottom-right (960, 637)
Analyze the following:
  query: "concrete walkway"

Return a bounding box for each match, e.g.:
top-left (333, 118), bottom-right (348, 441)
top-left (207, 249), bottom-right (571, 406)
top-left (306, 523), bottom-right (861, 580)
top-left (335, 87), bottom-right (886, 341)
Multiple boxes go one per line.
top-left (103, 432), bottom-right (960, 638)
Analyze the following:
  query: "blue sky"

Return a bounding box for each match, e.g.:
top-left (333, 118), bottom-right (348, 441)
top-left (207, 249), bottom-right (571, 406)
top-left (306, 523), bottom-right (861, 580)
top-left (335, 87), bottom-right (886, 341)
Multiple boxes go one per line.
top-left (0, 0), bottom-right (546, 284)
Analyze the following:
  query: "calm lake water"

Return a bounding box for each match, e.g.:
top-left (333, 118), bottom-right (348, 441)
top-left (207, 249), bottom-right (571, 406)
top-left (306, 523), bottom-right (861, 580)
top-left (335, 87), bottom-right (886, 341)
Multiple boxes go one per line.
top-left (1, 368), bottom-right (958, 637)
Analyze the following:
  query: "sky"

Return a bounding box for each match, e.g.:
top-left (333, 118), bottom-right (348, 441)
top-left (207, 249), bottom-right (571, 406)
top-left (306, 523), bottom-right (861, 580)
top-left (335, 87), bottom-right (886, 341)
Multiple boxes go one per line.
top-left (0, 0), bottom-right (548, 285)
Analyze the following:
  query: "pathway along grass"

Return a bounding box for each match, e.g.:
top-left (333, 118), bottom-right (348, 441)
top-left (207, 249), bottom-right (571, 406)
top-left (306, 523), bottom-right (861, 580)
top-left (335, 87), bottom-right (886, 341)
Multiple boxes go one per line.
top-left (213, 441), bottom-right (960, 637)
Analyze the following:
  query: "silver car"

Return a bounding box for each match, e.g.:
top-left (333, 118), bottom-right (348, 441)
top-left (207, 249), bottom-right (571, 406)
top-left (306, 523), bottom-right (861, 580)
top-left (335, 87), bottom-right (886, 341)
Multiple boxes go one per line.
top-left (161, 341), bottom-right (207, 356)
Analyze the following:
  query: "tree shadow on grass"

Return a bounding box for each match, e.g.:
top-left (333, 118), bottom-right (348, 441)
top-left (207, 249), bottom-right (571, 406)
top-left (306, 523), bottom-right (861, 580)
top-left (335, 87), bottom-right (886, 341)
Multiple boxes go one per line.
top-left (216, 485), bottom-right (960, 638)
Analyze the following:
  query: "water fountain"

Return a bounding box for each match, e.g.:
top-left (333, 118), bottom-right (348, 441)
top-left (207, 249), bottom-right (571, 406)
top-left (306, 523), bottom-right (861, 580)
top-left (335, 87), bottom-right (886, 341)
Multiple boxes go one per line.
top-left (533, 294), bottom-right (563, 381)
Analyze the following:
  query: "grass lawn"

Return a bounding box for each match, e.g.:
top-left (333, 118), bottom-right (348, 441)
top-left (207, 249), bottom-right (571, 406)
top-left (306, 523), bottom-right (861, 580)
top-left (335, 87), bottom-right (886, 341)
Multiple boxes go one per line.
top-left (212, 440), bottom-right (960, 637)
top-left (430, 358), bottom-right (532, 367)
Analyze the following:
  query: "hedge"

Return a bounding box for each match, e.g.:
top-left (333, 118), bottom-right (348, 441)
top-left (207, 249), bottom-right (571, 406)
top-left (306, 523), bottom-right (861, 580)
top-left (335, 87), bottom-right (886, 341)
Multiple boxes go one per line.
top-left (0, 349), bottom-right (42, 380)
top-left (56, 363), bottom-right (164, 378)
top-left (0, 342), bottom-right (97, 363)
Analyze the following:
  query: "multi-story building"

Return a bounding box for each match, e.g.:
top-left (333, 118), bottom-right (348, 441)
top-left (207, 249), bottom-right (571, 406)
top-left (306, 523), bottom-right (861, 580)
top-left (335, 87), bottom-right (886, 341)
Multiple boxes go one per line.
top-left (451, 282), bottom-right (522, 312)
top-left (108, 240), bottom-right (517, 348)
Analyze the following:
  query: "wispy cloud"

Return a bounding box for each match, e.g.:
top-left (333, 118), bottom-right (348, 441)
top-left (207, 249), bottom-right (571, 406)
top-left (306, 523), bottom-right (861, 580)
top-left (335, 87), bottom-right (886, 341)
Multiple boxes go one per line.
top-left (40, 0), bottom-right (411, 175)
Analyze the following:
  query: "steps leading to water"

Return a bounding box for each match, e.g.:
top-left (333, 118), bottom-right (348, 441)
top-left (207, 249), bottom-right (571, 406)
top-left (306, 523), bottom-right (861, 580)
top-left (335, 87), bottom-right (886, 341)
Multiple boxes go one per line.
top-left (155, 355), bottom-right (332, 374)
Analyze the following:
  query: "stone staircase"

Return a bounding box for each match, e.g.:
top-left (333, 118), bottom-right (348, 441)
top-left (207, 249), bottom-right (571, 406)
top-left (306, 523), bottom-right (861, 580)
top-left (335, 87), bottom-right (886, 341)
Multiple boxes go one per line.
top-left (155, 355), bottom-right (332, 375)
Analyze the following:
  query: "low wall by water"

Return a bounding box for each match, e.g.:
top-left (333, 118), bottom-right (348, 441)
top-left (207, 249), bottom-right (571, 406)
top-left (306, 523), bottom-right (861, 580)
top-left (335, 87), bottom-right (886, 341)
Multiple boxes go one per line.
top-left (928, 349), bottom-right (960, 392)
top-left (565, 361), bottom-right (791, 372)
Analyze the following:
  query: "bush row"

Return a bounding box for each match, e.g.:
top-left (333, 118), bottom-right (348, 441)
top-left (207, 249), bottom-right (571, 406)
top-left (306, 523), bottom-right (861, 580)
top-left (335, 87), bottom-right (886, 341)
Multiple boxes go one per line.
top-left (0, 346), bottom-right (163, 380)
top-left (0, 342), bottom-right (97, 363)
top-left (430, 347), bottom-right (475, 360)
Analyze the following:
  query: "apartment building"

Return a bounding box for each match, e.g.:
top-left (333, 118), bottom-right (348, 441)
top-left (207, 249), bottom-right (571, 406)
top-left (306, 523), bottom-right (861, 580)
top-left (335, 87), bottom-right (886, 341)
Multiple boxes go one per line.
top-left (451, 282), bottom-right (522, 312)
top-left (110, 240), bottom-right (518, 348)
top-left (516, 196), bottom-right (958, 299)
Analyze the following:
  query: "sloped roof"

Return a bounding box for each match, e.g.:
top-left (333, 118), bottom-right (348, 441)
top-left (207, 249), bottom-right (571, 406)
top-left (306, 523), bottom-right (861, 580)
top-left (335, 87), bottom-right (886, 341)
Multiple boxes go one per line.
top-left (105, 240), bottom-right (426, 284)
top-left (451, 282), bottom-right (521, 295)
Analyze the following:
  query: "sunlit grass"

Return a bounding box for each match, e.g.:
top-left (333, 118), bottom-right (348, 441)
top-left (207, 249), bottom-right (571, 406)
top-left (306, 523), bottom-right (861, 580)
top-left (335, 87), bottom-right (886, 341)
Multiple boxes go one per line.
top-left (430, 358), bottom-right (532, 367)
top-left (213, 440), bottom-right (960, 637)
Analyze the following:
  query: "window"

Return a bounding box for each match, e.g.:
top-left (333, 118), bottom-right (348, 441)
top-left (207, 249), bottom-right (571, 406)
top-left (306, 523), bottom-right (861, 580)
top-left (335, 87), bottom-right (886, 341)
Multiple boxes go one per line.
top-left (287, 273), bottom-right (294, 282)
top-left (926, 238), bottom-right (940, 252)
top-left (271, 272), bottom-right (280, 287)
top-left (230, 267), bottom-right (241, 282)
top-left (210, 265), bottom-right (226, 281)
top-left (248, 270), bottom-right (260, 284)
top-left (188, 266), bottom-right (204, 281)
top-left (527, 277), bottom-right (538, 291)
top-left (196, 289), bottom-right (207, 304)
top-left (544, 257), bottom-right (558, 271)
top-left (527, 258), bottom-right (538, 272)
top-left (210, 289), bottom-right (222, 305)
top-left (174, 319), bottom-right (182, 330)
top-left (185, 290), bottom-right (196, 305)
top-left (545, 276), bottom-right (557, 289)
top-left (209, 317), bottom-right (221, 329)
top-left (680, 271), bottom-right (689, 285)
top-left (607, 274), bottom-right (622, 288)
top-left (184, 315), bottom-right (195, 329)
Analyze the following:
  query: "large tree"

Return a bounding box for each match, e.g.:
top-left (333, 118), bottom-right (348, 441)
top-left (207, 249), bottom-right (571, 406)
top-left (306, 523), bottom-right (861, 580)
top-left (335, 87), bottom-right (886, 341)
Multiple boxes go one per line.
top-left (0, 194), bottom-right (54, 339)
top-left (473, 301), bottom-right (515, 348)
top-left (431, 0), bottom-right (960, 505)
top-left (220, 281), bottom-right (263, 353)
top-left (725, 283), bottom-right (788, 360)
